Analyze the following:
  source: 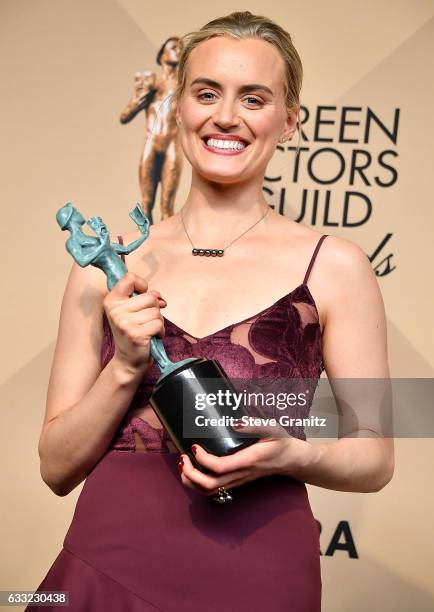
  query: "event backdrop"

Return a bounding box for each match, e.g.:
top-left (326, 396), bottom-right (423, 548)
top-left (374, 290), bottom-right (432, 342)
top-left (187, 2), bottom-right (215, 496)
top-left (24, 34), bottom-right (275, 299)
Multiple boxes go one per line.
top-left (1, 1), bottom-right (433, 610)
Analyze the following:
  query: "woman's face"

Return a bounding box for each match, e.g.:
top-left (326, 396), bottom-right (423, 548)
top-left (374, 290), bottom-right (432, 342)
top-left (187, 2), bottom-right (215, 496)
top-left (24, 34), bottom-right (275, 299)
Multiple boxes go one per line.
top-left (175, 36), bottom-right (297, 184)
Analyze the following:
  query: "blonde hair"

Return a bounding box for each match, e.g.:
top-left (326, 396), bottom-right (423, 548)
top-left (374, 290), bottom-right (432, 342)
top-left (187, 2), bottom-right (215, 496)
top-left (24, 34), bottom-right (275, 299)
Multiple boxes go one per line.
top-left (173, 10), bottom-right (303, 116)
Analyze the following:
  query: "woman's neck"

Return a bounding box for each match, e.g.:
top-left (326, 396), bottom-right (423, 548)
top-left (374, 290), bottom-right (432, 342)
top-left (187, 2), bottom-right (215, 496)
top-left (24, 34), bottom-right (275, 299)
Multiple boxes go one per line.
top-left (179, 172), bottom-right (270, 243)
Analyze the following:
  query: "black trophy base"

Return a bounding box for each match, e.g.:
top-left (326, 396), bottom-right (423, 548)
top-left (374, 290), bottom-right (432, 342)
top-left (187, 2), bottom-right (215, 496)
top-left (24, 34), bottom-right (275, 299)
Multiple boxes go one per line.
top-left (149, 358), bottom-right (259, 471)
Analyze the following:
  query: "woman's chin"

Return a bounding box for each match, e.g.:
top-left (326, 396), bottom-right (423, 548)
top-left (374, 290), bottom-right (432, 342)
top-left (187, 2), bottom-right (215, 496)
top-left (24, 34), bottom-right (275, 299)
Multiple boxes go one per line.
top-left (197, 165), bottom-right (253, 185)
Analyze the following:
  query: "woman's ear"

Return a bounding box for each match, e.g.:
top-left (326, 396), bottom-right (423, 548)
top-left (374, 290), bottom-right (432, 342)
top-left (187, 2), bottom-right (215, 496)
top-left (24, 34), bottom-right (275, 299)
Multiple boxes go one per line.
top-left (281, 106), bottom-right (299, 141)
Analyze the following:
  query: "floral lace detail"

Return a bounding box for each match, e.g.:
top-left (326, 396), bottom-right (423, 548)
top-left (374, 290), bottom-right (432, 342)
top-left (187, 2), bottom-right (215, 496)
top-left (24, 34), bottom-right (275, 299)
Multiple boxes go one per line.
top-left (101, 283), bottom-right (325, 453)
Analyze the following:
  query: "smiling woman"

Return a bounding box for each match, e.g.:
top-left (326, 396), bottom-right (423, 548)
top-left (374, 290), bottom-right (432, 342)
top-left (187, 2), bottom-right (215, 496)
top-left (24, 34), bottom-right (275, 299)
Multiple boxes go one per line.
top-left (29, 9), bottom-right (392, 612)
top-left (171, 31), bottom-right (300, 184)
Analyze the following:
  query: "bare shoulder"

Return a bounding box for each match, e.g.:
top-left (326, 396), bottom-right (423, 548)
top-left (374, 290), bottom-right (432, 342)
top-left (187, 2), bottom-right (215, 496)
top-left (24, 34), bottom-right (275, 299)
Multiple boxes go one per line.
top-left (270, 211), bottom-right (325, 244)
top-left (272, 205), bottom-right (374, 281)
top-left (273, 216), bottom-right (381, 329)
top-left (65, 259), bottom-right (108, 302)
top-left (316, 233), bottom-right (383, 328)
top-left (319, 233), bottom-right (376, 286)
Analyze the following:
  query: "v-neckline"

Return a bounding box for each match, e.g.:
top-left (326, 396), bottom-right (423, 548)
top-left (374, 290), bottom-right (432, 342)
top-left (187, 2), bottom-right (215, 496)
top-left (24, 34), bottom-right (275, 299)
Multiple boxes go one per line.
top-left (163, 282), bottom-right (318, 341)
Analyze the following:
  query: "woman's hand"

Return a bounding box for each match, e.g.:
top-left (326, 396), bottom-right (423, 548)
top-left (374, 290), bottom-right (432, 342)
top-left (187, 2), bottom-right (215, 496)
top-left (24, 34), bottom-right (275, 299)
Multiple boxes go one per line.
top-left (103, 272), bottom-right (167, 375)
top-left (178, 422), bottom-right (316, 496)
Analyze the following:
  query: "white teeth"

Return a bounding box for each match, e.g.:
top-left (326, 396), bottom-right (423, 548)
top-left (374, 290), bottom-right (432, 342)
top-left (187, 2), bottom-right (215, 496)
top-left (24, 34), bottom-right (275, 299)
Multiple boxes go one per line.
top-left (205, 138), bottom-right (246, 150)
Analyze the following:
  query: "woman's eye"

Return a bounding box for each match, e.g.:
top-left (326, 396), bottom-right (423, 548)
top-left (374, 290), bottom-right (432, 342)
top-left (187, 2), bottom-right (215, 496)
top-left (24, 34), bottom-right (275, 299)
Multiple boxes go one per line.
top-left (244, 96), bottom-right (262, 106)
top-left (196, 92), bottom-right (263, 106)
top-left (197, 91), bottom-right (216, 101)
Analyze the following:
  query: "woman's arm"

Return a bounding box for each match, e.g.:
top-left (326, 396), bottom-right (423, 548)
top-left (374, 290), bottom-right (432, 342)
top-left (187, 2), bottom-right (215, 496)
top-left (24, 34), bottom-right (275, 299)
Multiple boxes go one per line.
top-left (180, 236), bottom-right (394, 496)
top-left (38, 262), bottom-right (164, 497)
top-left (285, 435), bottom-right (393, 493)
top-left (284, 236), bottom-right (394, 492)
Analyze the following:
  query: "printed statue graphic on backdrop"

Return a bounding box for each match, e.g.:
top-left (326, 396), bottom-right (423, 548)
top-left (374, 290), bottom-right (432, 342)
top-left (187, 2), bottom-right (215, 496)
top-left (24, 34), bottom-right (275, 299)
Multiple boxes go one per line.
top-left (120, 37), bottom-right (183, 224)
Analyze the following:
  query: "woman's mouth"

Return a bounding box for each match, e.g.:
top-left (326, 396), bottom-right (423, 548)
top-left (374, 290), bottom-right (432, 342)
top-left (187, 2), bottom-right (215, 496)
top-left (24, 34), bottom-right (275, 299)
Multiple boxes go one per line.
top-left (200, 137), bottom-right (250, 156)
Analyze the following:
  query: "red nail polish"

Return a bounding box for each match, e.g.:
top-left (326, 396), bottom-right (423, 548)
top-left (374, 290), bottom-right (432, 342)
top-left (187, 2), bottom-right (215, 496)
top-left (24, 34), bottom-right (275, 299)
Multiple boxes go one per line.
top-left (178, 456), bottom-right (184, 474)
top-left (191, 445), bottom-right (198, 455)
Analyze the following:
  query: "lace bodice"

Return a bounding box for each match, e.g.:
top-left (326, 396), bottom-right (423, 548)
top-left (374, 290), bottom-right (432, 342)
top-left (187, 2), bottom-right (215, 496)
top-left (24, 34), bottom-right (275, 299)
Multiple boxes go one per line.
top-left (101, 235), bottom-right (328, 453)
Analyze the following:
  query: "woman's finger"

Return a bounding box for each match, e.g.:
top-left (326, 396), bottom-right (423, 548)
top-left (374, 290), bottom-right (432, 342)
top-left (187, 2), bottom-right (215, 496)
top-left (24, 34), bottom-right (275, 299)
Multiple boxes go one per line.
top-left (126, 307), bottom-right (165, 326)
top-left (148, 289), bottom-right (165, 301)
top-left (180, 454), bottom-right (249, 493)
top-left (179, 472), bottom-right (208, 494)
top-left (110, 272), bottom-right (149, 299)
top-left (189, 437), bottom-right (274, 475)
top-left (114, 291), bottom-right (161, 313)
top-left (207, 474), bottom-right (252, 496)
top-left (178, 456), bottom-right (210, 494)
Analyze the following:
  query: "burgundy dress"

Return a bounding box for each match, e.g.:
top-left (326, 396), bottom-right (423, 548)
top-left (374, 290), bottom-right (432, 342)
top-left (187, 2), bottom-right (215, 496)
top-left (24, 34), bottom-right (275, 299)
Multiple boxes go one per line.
top-left (27, 234), bottom-right (328, 612)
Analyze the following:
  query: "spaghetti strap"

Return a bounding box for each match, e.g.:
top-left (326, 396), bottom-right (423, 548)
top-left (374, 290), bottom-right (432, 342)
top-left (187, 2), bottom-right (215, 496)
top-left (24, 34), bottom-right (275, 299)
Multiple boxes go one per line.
top-left (117, 235), bottom-right (126, 264)
top-left (303, 234), bottom-right (329, 285)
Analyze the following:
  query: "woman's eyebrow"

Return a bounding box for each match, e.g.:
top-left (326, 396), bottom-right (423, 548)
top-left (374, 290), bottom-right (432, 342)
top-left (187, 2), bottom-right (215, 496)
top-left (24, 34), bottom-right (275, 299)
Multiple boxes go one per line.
top-left (190, 77), bottom-right (274, 96)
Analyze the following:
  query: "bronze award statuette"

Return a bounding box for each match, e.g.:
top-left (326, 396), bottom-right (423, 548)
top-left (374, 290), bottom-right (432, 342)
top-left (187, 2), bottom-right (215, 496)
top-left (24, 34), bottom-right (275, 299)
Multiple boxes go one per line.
top-left (56, 202), bottom-right (259, 503)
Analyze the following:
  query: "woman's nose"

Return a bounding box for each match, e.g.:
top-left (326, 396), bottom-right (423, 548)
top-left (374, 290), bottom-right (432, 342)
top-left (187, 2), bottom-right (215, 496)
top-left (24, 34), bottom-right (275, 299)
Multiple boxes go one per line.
top-left (212, 99), bottom-right (240, 128)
